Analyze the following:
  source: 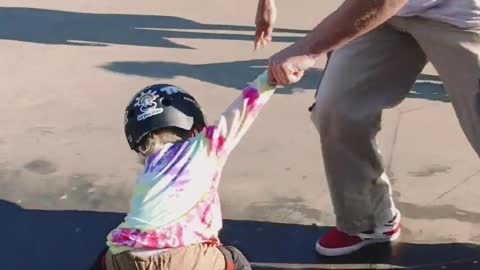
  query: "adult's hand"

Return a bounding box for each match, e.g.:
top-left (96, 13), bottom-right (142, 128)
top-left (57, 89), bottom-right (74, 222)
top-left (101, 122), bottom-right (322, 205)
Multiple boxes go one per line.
top-left (255, 0), bottom-right (277, 50)
top-left (268, 43), bottom-right (315, 85)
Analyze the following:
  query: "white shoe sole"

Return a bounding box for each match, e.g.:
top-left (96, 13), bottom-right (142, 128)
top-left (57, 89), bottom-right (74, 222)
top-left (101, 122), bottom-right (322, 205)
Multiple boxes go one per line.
top-left (315, 228), bottom-right (401, 257)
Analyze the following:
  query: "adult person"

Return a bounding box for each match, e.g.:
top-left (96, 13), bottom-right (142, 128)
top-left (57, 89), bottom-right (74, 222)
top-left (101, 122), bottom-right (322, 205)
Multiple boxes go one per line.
top-left (254, 0), bottom-right (480, 256)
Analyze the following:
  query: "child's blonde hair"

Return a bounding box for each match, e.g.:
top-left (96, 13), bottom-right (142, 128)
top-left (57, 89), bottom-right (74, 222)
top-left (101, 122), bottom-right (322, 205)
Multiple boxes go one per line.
top-left (137, 128), bottom-right (193, 161)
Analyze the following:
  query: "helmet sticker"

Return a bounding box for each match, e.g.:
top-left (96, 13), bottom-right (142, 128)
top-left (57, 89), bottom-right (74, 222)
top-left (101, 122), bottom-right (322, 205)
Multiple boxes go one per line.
top-left (159, 86), bottom-right (186, 95)
top-left (134, 89), bottom-right (164, 121)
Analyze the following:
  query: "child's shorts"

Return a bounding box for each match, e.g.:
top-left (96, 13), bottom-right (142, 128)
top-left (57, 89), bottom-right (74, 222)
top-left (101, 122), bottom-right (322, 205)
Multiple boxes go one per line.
top-left (105, 243), bottom-right (251, 270)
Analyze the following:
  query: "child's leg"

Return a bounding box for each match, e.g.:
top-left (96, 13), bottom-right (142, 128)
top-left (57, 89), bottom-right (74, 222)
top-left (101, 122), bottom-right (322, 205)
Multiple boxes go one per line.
top-left (105, 249), bottom-right (148, 270)
top-left (105, 244), bottom-right (232, 270)
top-left (167, 244), bottom-right (226, 270)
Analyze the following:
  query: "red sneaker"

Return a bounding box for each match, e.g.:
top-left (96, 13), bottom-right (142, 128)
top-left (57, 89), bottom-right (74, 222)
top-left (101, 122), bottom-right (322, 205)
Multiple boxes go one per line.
top-left (316, 212), bottom-right (401, 256)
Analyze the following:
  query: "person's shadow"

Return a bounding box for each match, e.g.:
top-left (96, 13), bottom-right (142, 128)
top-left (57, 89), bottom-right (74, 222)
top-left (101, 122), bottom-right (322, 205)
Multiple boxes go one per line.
top-left (102, 59), bottom-right (450, 102)
top-left (0, 7), bottom-right (450, 101)
top-left (0, 7), bottom-right (308, 49)
top-left (101, 59), bottom-right (323, 95)
top-left (1, 199), bottom-right (479, 270)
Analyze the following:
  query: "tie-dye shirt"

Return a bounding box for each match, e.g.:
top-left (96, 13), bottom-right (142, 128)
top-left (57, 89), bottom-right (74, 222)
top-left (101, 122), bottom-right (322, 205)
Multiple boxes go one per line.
top-left (106, 71), bottom-right (275, 254)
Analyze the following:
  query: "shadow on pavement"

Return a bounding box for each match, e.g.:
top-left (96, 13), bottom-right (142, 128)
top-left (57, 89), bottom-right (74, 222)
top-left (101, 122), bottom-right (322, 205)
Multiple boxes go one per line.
top-left (410, 74), bottom-right (449, 103)
top-left (1, 199), bottom-right (478, 270)
top-left (0, 7), bottom-right (449, 101)
top-left (0, 7), bottom-right (307, 49)
top-left (101, 60), bottom-right (449, 102)
top-left (101, 59), bottom-right (323, 95)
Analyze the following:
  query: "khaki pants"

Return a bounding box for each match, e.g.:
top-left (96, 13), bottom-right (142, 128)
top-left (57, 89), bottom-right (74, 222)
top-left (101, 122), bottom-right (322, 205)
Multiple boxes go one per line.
top-left (105, 244), bottom-right (227, 270)
top-left (310, 16), bottom-right (480, 234)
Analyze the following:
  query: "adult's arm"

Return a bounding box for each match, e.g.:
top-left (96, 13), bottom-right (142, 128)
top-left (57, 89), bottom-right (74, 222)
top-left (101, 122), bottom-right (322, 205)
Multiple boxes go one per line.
top-left (269, 0), bottom-right (408, 84)
top-left (301, 0), bottom-right (408, 58)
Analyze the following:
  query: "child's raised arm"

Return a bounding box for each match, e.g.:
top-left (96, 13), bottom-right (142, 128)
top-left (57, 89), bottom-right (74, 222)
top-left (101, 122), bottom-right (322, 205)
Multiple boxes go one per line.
top-left (205, 70), bottom-right (276, 159)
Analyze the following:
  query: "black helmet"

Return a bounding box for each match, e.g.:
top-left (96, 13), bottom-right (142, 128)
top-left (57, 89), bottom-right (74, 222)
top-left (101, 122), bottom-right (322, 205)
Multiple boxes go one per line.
top-left (124, 84), bottom-right (206, 150)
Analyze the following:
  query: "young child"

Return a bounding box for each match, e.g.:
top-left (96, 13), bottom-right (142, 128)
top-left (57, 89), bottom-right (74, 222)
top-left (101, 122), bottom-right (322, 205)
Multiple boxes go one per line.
top-left (104, 71), bottom-right (276, 270)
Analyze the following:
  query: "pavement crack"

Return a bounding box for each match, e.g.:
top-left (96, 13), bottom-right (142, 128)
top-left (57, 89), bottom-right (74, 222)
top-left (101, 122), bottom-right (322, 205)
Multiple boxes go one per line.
top-left (432, 169), bottom-right (480, 202)
top-left (399, 102), bottom-right (439, 114)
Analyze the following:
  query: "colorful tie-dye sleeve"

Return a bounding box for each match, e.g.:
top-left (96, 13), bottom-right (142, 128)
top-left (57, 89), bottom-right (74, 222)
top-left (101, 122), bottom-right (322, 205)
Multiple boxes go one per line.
top-left (205, 70), bottom-right (276, 159)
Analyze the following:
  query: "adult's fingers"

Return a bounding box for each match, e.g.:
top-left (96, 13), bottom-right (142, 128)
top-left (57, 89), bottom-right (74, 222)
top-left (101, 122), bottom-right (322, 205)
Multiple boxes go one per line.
top-left (267, 66), bottom-right (277, 85)
top-left (268, 63), bottom-right (284, 85)
top-left (274, 62), bottom-right (306, 85)
top-left (287, 70), bottom-right (304, 84)
top-left (254, 28), bottom-right (264, 50)
top-left (262, 24), bottom-right (273, 44)
top-left (272, 63), bottom-right (289, 85)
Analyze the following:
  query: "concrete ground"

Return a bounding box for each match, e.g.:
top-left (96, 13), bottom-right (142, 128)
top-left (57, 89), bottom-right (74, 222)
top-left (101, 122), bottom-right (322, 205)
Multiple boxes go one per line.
top-left (1, 1), bottom-right (479, 269)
